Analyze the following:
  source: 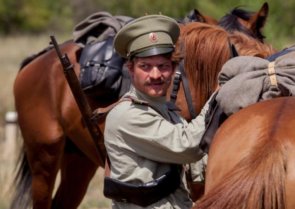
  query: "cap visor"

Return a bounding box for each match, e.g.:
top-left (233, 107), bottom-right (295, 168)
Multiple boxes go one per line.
top-left (134, 47), bottom-right (174, 58)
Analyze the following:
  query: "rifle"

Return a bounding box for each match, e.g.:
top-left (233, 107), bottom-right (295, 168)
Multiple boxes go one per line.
top-left (50, 35), bottom-right (105, 166)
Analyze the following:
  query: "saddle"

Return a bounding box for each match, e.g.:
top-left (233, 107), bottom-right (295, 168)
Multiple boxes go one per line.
top-left (78, 36), bottom-right (130, 100)
top-left (73, 11), bottom-right (133, 101)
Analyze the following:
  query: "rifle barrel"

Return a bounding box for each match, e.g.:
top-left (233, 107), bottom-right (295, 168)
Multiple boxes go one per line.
top-left (50, 35), bottom-right (105, 166)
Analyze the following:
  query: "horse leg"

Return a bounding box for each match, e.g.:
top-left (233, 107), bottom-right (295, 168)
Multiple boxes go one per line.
top-left (51, 139), bottom-right (99, 209)
top-left (17, 110), bottom-right (66, 209)
top-left (24, 135), bottom-right (65, 209)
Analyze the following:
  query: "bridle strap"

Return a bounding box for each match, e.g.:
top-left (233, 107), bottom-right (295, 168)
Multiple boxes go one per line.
top-left (170, 60), bottom-right (197, 119)
top-left (170, 71), bottom-right (181, 104)
top-left (228, 39), bottom-right (239, 58)
top-left (170, 41), bottom-right (237, 120)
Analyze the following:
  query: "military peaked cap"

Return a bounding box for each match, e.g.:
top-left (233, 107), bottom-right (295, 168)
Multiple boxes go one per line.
top-left (114, 14), bottom-right (180, 58)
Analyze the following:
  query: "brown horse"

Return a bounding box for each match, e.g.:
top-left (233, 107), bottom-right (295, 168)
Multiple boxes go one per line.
top-left (183, 2), bottom-right (270, 43)
top-left (218, 2), bottom-right (269, 42)
top-left (175, 22), bottom-right (275, 119)
top-left (11, 15), bottom-right (275, 209)
top-left (194, 96), bottom-right (295, 209)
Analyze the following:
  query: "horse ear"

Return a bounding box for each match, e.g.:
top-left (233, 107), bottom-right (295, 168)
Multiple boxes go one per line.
top-left (249, 2), bottom-right (269, 37)
top-left (186, 9), bottom-right (217, 24)
top-left (185, 9), bottom-right (206, 23)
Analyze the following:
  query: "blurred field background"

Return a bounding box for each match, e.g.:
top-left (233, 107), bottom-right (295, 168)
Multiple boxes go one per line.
top-left (0, 0), bottom-right (295, 208)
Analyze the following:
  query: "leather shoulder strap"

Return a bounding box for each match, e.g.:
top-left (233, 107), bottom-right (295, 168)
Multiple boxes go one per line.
top-left (103, 95), bottom-right (178, 176)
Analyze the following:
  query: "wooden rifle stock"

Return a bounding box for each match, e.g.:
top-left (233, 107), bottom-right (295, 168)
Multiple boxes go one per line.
top-left (50, 35), bottom-right (105, 166)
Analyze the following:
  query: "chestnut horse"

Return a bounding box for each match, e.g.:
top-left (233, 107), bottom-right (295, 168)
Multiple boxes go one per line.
top-left (194, 96), bottom-right (295, 209)
top-left (11, 11), bottom-right (275, 209)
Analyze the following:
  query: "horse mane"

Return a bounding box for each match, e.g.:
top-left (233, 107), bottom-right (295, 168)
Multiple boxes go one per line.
top-left (229, 31), bottom-right (276, 58)
top-left (219, 6), bottom-right (265, 41)
top-left (19, 45), bottom-right (53, 69)
top-left (219, 6), bottom-right (254, 32)
top-left (19, 40), bottom-right (79, 70)
top-left (175, 22), bottom-right (232, 108)
top-left (195, 131), bottom-right (287, 209)
top-left (173, 22), bottom-right (276, 112)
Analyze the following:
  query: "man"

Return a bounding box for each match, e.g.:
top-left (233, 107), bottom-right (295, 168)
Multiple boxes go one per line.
top-left (103, 14), bottom-right (209, 209)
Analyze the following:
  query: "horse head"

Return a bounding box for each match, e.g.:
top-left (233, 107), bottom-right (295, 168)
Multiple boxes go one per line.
top-left (218, 2), bottom-right (269, 42)
top-left (173, 22), bottom-right (276, 120)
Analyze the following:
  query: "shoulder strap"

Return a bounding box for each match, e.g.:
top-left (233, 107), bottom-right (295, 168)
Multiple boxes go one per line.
top-left (178, 61), bottom-right (197, 118)
top-left (91, 97), bottom-right (132, 123)
top-left (92, 94), bottom-right (180, 127)
top-left (103, 96), bottom-right (182, 189)
top-left (129, 96), bottom-right (180, 124)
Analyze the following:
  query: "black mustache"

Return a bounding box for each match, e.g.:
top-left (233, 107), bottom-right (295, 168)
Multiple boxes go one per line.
top-left (148, 78), bottom-right (171, 85)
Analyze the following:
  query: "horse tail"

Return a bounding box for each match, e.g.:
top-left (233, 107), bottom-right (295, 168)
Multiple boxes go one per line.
top-left (9, 147), bottom-right (32, 209)
top-left (195, 136), bottom-right (287, 209)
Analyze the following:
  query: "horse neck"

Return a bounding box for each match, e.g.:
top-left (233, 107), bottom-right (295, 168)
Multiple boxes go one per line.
top-left (229, 31), bottom-right (276, 58)
top-left (179, 23), bottom-right (232, 112)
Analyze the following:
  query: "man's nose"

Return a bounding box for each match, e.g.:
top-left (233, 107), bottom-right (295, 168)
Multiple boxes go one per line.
top-left (150, 66), bottom-right (161, 79)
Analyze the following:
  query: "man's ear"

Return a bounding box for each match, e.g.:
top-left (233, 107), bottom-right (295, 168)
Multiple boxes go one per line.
top-left (126, 61), bottom-right (134, 77)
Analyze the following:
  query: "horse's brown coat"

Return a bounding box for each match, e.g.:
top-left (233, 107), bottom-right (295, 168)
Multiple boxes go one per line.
top-left (194, 97), bottom-right (295, 209)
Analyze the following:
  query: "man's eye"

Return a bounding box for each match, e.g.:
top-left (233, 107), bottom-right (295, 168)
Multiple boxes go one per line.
top-left (139, 64), bottom-right (150, 70)
top-left (158, 64), bottom-right (171, 70)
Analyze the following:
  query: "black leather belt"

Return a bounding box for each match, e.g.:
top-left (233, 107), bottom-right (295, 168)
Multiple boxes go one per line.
top-left (103, 165), bottom-right (181, 207)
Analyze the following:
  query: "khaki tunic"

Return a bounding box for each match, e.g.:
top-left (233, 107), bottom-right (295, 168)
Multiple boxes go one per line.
top-left (104, 86), bottom-right (209, 209)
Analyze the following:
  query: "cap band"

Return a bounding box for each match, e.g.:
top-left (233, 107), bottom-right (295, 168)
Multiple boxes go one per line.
top-left (131, 46), bottom-right (174, 58)
top-left (128, 32), bottom-right (173, 56)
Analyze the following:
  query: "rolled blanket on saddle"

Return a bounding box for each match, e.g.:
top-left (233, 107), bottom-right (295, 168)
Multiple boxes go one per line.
top-left (73, 11), bottom-right (133, 45)
top-left (216, 51), bottom-right (295, 115)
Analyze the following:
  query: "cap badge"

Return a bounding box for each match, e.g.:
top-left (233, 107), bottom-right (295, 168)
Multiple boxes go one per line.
top-left (149, 32), bottom-right (158, 43)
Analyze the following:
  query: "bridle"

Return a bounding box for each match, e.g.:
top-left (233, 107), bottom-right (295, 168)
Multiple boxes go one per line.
top-left (170, 60), bottom-right (197, 119)
top-left (170, 41), bottom-right (239, 120)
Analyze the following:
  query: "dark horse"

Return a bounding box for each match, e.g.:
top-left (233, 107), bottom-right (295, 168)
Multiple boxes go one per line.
top-left (11, 5), bottom-right (274, 209)
top-left (218, 2), bottom-right (269, 43)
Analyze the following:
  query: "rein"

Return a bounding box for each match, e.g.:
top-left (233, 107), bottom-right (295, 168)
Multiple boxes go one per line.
top-left (170, 60), bottom-right (197, 119)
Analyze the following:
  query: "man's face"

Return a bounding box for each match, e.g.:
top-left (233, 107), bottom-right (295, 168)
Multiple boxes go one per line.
top-left (128, 55), bottom-right (175, 97)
